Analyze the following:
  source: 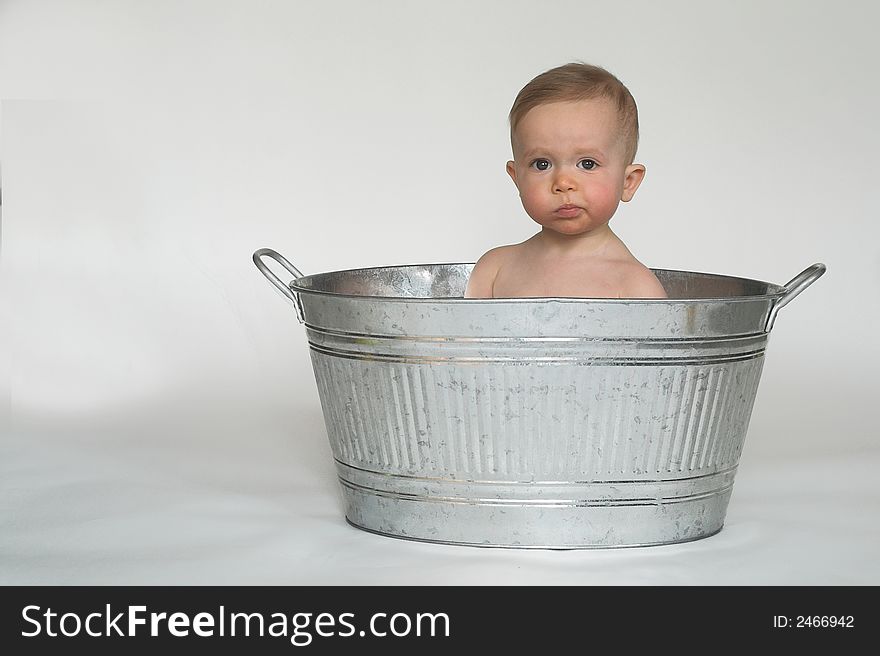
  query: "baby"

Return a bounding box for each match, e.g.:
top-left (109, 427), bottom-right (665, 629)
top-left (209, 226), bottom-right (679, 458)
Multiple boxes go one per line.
top-left (465, 63), bottom-right (667, 299)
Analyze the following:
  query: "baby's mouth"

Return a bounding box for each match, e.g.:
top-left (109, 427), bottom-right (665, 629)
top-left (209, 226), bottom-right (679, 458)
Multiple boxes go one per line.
top-left (555, 204), bottom-right (583, 217)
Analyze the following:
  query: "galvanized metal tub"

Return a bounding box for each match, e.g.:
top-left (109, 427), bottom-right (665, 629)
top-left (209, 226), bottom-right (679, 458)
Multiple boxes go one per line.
top-left (254, 250), bottom-right (825, 548)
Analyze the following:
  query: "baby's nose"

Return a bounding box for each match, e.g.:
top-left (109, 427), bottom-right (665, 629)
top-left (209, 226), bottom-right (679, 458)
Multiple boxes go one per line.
top-left (553, 173), bottom-right (576, 192)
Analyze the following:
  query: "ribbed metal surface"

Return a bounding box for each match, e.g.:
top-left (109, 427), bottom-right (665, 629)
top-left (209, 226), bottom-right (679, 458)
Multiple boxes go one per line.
top-left (311, 349), bottom-right (764, 481)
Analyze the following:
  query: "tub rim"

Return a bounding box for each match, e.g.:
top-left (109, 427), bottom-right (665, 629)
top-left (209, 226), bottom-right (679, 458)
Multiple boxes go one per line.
top-left (287, 262), bottom-right (788, 303)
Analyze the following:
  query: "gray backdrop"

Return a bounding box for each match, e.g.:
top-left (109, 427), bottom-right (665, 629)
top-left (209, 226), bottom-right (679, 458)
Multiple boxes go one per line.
top-left (1, 0), bottom-right (877, 584)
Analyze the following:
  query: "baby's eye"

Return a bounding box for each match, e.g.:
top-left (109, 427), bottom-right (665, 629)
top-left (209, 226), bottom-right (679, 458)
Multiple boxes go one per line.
top-left (530, 159), bottom-right (551, 171)
top-left (577, 159), bottom-right (597, 170)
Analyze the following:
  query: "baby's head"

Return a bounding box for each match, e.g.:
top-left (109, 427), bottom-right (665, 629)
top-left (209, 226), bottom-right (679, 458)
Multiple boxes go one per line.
top-left (506, 63), bottom-right (646, 238)
top-left (510, 62), bottom-right (640, 165)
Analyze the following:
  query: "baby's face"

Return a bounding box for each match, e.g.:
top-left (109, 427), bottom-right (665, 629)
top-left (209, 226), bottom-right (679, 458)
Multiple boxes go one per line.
top-left (507, 98), bottom-right (644, 238)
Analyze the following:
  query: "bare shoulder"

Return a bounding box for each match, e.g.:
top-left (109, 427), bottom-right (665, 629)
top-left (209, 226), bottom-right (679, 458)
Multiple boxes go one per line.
top-left (620, 261), bottom-right (668, 299)
top-left (464, 245), bottom-right (519, 298)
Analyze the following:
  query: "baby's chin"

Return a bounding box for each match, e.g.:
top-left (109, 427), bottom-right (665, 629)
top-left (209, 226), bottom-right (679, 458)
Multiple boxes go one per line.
top-left (533, 219), bottom-right (610, 236)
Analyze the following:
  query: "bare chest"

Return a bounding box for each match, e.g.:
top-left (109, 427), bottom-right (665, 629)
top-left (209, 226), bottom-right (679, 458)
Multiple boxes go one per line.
top-left (492, 259), bottom-right (624, 298)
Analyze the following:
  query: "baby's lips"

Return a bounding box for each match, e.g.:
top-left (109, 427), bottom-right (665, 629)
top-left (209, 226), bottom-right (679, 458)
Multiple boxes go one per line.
top-left (554, 204), bottom-right (584, 216)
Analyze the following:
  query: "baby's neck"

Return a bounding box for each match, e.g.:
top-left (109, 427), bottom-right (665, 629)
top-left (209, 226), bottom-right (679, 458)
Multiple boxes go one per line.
top-left (536, 225), bottom-right (620, 257)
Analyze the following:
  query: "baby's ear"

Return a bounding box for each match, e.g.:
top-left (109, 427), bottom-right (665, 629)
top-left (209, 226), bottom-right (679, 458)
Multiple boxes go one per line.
top-left (506, 160), bottom-right (518, 186)
top-left (621, 164), bottom-right (646, 202)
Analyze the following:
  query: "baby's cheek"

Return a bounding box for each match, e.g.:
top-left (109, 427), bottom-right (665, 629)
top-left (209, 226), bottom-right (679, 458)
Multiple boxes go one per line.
top-left (520, 189), bottom-right (547, 213)
top-left (596, 189), bottom-right (623, 216)
top-left (517, 191), bottom-right (536, 213)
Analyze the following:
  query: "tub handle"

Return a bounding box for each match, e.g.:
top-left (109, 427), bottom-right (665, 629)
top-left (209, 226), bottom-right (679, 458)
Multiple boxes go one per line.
top-left (766, 263), bottom-right (826, 331)
top-left (253, 248), bottom-right (306, 324)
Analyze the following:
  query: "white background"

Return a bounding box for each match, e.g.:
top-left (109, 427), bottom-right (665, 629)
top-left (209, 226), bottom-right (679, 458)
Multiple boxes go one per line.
top-left (1, 0), bottom-right (878, 584)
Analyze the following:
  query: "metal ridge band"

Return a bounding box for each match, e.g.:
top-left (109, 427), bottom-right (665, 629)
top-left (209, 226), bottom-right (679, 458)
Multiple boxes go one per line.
top-left (304, 322), bottom-right (768, 343)
top-left (308, 342), bottom-right (766, 365)
top-left (337, 476), bottom-right (735, 507)
top-left (335, 459), bottom-right (740, 485)
top-left (336, 460), bottom-right (738, 506)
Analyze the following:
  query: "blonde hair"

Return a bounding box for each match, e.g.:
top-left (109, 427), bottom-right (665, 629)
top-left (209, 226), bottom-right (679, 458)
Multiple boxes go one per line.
top-left (509, 62), bottom-right (640, 163)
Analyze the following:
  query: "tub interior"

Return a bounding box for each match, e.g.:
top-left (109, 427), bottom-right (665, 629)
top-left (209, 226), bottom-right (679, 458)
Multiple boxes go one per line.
top-left (291, 264), bottom-right (783, 300)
